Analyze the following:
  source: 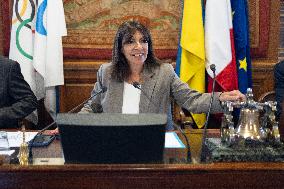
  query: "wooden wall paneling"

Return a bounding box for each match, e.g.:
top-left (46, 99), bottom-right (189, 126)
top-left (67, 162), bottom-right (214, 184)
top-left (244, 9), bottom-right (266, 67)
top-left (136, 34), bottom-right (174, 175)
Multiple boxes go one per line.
top-left (0, 0), bottom-right (3, 55)
top-left (251, 0), bottom-right (280, 100)
top-left (1, 0), bottom-right (12, 56)
top-left (279, 0), bottom-right (284, 60)
top-left (251, 61), bottom-right (275, 100)
top-left (59, 61), bottom-right (105, 112)
top-left (249, 0), bottom-right (270, 57)
top-left (266, 0), bottom-right (281, 60)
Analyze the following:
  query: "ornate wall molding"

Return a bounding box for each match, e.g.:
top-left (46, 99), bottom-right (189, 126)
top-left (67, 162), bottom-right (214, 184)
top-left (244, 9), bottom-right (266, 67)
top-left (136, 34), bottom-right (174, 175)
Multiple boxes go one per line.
top-left (249, 0), bottom-right (270, 58)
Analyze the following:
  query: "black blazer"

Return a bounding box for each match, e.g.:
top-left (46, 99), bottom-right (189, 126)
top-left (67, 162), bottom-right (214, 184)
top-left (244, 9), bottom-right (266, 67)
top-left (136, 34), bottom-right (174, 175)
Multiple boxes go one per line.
top-left (0, 56), bottom-right (38, 128)
top-left (274, 61), bottom-right (284, 121)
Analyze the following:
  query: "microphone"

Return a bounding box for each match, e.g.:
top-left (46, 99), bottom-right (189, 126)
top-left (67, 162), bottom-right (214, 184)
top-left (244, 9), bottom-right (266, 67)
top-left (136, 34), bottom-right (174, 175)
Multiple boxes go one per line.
top-left (132, 81), bottom-right (153, 103)
top-left (200, 64), bottom-right (216, 162)
top-left (28, 71), bottom-right (107, 164)
top-left (68, 86), bottom-right (107, 113)
top-left (210, 64), bottom-right (216, 73)
top-left (132, 81), bottom-right (141, 89)
top-left (90, 102), bottom-right (103, 113)
top-left (132, 81), bottom-right (191, 163)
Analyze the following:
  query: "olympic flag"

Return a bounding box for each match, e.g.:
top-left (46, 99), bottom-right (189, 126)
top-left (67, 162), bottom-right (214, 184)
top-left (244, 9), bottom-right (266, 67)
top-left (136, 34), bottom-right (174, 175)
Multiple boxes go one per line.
top-left (9, 0), bottom-right (67, 122)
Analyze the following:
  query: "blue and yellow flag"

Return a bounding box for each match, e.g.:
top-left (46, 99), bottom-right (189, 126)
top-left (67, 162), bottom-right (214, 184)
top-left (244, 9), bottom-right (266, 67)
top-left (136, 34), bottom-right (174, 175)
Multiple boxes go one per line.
top-left (231, 0), bottom-right (252, 94)
top-left (176, 0), bottom-right (206, 128)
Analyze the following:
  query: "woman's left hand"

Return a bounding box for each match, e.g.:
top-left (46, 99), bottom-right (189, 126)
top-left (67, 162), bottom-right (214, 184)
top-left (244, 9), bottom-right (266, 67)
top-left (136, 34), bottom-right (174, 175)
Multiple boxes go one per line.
top-left (219, 90), bottom-right (246, 102)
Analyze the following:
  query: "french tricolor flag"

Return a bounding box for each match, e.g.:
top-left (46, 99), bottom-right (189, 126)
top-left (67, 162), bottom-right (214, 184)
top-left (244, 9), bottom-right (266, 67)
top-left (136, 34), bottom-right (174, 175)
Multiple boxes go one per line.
top-left (205, 0), bottom-right (238, 92)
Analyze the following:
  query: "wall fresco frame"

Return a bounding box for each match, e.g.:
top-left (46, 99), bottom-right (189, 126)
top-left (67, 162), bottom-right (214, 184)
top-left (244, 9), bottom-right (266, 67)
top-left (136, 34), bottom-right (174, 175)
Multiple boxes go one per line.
top-left (1, 0), bottom-right (271, 59)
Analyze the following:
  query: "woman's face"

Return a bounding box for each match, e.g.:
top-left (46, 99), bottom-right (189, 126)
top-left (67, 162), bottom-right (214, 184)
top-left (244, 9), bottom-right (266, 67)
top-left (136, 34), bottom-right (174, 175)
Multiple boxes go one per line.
top-left (121, 31), bottom-right (148, 67)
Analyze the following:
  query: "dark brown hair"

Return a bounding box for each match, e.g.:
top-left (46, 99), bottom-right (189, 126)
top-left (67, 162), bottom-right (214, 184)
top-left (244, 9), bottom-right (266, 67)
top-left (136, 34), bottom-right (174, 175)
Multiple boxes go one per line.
top-left (111, 21), bottom-right (159, 82)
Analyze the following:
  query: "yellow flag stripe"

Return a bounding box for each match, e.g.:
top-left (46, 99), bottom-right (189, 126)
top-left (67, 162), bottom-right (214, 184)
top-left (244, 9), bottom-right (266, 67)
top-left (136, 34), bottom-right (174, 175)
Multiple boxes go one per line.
top-left (181, 0), bottom-right (205, 61)
top-left (179, 0), bottom-right (206, 128)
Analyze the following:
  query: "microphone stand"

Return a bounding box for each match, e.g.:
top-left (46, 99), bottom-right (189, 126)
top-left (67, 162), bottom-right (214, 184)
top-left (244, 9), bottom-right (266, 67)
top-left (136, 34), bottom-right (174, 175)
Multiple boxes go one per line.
top-left (132, 82), bottom-right (153, 103)
top-left (132, 82), bottom-right (192, 163)
top-left (200, 64), bottom-right (216, 162)
top-left (28, 87), bottom-right (107, 164)
top-left (173, 122), bottom-right (191, 163)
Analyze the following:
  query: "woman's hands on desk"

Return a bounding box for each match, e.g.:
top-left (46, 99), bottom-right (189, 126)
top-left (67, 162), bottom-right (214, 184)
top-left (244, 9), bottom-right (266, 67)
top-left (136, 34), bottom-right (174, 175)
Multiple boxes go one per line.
top-left (42, 90), bottom-right (245, 136)
top-left (44, 128), bottom-right (59, 135)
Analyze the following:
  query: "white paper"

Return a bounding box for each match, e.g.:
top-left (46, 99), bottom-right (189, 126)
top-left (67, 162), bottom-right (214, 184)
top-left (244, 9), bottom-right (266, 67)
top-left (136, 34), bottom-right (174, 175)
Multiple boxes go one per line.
top-left (33, 158), bottom-right (65, 165)
top-left (165, 132), bottom-right (186, 148)
top-left (4, 132), bottom-right (185, 149)
top-left (0, 150), bottom-right (15, 156)
top-left (7, 132), bottom-right (37, 147)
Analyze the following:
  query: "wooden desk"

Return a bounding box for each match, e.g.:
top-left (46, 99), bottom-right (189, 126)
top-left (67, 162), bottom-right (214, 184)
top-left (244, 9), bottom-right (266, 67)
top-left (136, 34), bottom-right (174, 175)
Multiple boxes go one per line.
top-left (0, 130), bottom-right (284, 189)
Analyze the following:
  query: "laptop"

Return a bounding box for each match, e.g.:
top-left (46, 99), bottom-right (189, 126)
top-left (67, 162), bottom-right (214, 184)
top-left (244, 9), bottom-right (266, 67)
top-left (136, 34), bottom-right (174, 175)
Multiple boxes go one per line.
top-left (56, 113), bottom-right (167, 164)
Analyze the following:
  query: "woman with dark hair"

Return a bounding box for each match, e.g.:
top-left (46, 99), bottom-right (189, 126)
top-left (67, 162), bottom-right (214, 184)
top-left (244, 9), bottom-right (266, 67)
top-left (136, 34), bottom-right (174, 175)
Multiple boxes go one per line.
top-left (110, 21), bottom-right (159, 82)
top-left (79, 21), bottom-right (245, 128)
top-left (49, 21), bottom-right (245, 134)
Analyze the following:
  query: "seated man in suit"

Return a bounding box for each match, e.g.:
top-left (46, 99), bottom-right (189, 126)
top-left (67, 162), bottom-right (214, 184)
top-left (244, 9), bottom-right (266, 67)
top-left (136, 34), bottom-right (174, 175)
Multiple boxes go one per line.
top-left (0, 56), bottom-right (38, 128)
top-left (274, 60), bottom-right (284, 121)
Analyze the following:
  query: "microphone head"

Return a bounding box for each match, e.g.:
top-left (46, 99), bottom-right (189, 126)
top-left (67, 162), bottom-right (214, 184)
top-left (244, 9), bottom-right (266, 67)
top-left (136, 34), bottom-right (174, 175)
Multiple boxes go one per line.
top-left (210, 64), bottom-right (216, 73)
top-left (90, 102), bottom-right (103, 113)
top-left (132, 82), bottom-right (141, 89)
top-left (101, 86), bottom-right (107, 93)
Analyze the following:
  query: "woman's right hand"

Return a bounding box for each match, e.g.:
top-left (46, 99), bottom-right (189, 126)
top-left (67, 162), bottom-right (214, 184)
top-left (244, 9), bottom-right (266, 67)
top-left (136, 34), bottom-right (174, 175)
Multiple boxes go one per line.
top-left (219, 90), bottom-right (246, 102)
top-left (44, 128), bottom-right (59, 135)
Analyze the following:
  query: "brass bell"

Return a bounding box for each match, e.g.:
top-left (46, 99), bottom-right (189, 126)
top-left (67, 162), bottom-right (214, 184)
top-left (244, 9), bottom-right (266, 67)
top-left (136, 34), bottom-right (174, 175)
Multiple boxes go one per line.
top-left (221, 88), bottom-right (280, 144)
top-left (235, 108), bottom-right (261, 139)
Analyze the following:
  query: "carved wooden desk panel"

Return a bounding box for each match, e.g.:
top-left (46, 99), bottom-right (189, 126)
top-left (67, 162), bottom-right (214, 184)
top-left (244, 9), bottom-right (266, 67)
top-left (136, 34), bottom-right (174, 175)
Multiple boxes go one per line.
top-left (0, 130), bottom-right (284, 189)
top-left (1, 163), bottom-right (284, 189)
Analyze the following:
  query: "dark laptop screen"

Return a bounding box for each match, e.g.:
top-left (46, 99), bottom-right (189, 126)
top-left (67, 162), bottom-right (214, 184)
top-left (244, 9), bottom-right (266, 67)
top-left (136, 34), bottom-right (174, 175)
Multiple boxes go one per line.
top-left (56, 113), bottom-right (167, 164)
